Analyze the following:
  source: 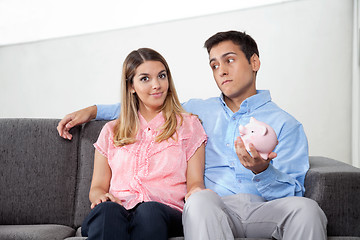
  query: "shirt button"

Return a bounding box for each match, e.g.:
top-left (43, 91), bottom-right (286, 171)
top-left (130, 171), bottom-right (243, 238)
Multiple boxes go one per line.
top-left (226, 143), bottom-right (230, 147)
top-left (232, 117), bottom-right (236, 120)
top-left (255, 179), bottom-right (260, 182)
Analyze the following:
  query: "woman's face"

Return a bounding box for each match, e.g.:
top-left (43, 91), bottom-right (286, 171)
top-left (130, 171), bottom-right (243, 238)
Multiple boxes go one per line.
top-left (131, 60), bottom-right (169, 114)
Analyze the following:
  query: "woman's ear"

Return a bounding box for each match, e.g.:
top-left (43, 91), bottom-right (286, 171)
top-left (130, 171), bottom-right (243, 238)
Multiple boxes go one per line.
top-left (251, 54), bottom-right (260, 72)
top-left (129, 85), bottom-right (135, 94)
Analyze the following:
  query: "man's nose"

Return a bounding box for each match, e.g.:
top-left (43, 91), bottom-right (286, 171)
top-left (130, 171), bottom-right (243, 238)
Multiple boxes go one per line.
top-left (219, 64), bottom-right (228, 76)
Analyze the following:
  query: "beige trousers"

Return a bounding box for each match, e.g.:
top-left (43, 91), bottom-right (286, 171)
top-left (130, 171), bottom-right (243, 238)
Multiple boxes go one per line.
top-left (182, 190), bottom-right (327, 240)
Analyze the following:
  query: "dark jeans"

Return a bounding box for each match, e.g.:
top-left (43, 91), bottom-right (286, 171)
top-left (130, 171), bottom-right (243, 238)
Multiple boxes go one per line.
top-left (81, 201), bottom-right (183, 240)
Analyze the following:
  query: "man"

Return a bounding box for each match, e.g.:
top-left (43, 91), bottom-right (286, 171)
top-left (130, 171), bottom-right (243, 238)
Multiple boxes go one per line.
top-left (57, 31), bottom-right (327, 239)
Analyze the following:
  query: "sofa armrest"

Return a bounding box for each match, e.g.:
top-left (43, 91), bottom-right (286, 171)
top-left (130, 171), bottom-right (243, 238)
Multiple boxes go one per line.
top-left (305, 156), bottom-right (360, 237)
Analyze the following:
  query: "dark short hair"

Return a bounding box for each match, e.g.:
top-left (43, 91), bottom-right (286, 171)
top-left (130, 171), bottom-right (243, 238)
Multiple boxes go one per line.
top-left (204, 30), bottom-right (259, 63)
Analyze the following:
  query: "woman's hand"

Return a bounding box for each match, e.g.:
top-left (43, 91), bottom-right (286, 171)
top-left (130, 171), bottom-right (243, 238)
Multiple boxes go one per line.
top-left (91, 192), bottom-right (122, 209)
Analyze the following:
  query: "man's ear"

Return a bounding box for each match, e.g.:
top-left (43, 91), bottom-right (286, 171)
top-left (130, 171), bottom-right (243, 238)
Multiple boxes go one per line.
top-left (251, 54), bottom-right (260, 72)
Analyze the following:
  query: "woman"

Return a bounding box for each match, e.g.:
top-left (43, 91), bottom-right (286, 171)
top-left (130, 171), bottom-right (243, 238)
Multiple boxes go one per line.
top-left (81, 48), bottom-right (207, 240)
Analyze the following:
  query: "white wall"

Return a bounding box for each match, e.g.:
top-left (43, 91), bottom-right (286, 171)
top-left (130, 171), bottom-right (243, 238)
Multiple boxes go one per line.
top-left (0, 0), bottom-right (355, 165)
top-left (352, 0), bottom-right (360, 168)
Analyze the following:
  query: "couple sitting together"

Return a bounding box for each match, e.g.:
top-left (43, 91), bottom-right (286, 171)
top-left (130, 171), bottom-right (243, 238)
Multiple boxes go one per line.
top-left (57, 30), bottom-right (327, 240)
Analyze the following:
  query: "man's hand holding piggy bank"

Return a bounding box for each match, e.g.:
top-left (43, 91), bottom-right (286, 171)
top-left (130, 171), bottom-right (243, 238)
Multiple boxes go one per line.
top-left (235, 117), bottom-right (278, 174)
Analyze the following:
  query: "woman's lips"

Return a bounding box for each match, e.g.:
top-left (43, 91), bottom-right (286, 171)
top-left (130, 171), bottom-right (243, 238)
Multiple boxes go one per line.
top-left (151, 92), bottom-right (163, 97)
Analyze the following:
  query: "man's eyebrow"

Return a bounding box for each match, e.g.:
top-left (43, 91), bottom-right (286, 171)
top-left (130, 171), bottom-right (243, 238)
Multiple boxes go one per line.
top-left (209, 52), bottom-right (237, 64)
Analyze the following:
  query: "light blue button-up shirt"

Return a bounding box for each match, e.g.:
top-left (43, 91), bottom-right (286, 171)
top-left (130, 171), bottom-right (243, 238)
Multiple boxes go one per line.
top-left (96, 90), bottom-right (309, 201)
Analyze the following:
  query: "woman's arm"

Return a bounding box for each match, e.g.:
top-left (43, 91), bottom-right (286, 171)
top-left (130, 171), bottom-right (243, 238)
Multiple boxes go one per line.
top-left (185, 143), bottom-right (206, 201)
top-left (89, 150), bottom-right (122, 209)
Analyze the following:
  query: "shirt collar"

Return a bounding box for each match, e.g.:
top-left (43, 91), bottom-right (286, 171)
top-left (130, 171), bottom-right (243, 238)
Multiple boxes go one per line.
top-left (219, 90), bottom-right (272, 115)
top-left (138, 111), bottom-right (165, 132)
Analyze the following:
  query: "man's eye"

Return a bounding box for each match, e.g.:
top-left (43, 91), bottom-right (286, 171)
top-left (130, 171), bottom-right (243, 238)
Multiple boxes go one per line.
top-left (212, 64), bottom-right (219, 70)
top-left (228, 58), bottom-right (234, 63)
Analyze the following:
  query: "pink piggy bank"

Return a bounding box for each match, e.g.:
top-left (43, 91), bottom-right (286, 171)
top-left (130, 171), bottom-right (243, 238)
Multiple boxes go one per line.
top-left (238, 117), bottom-right (278, 160)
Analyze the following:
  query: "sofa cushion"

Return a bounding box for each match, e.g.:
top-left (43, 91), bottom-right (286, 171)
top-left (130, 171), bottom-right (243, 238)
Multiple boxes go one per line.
top-left (64, 238), bottom-right (86, 240)
top-left (166, 238), bottom-right (359, 240)
top-left (0, 224), bottom-right (75, 240)
top-left (0, 119), bottom-right (80, 226)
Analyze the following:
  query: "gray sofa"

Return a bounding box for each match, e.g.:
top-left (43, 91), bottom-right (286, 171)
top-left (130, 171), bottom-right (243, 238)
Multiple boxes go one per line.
top-left (0, 118), bottom-right (359, 240)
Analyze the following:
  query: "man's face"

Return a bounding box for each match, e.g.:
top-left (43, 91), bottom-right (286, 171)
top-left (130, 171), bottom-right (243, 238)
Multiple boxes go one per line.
top-left (209, 40), bottom-right (259, 101)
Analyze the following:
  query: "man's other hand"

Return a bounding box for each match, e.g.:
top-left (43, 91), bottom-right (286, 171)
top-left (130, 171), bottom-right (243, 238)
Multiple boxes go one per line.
top-left (57, 105), bottom-right (97, 140)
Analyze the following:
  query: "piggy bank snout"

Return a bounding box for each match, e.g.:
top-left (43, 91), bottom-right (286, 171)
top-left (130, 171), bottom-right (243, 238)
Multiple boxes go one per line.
top-left (239, 125), bottom-right (246, 136)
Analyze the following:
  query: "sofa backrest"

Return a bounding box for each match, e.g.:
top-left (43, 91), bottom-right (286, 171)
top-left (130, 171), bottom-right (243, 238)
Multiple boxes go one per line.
top-left (73, 120), bottom-right (107, 227)
top-left (0, 119), bottom-right (81, 226)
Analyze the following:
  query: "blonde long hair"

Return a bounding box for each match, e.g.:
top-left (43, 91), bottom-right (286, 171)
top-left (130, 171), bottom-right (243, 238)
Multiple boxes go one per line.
top-left (113, 48), bottom-right (186, 146)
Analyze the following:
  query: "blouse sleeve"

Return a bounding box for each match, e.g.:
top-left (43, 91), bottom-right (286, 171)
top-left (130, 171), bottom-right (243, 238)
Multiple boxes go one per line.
top-left (182, 114), bottom-right (207, 161)
top-left (93, 122), bottom-right (114, 158)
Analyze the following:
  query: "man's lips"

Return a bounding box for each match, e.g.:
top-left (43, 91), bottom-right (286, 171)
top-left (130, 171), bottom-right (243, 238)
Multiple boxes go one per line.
top-left (222, 80), bottom-right (232, 85)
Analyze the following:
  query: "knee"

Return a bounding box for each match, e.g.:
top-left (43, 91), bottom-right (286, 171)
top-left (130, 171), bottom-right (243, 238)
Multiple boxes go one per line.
top-left (185, 189), bottom-right (221, 206)
top-left (288, 197), bottom-right (327, 224)
top-left (291, 197), bottom-right (321, 214)
top-left (183, 190), bottom-right (223, 219)
top-left (134, 201), bottom-right (167, 222)
top-left (131, 202), bottom-right (169, 233)
top-left (91, 201), bottom-right (127, 221)
top-left (94, 201), bottom-right (123, 213)
top-left (81, 201), bottom-right (127, 237)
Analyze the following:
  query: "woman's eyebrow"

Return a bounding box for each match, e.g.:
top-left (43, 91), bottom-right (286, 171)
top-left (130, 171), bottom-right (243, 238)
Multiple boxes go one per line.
top-left (138, 69), bottom-right (166, 77)
top-left (138, 73), bottom-right (149, 77)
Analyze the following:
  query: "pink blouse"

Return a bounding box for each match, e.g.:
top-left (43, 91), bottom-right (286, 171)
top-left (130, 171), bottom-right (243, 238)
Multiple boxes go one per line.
top-left (94, 112), bottom-right (207, 212)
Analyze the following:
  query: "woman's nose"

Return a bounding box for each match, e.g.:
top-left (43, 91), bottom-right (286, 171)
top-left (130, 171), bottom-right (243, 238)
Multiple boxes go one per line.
top-left (152, 79), bottom-right (160, 89)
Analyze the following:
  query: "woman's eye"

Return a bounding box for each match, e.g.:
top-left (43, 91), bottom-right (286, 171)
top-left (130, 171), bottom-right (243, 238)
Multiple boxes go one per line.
top-left (140, 76), bottom-right (149, 82)
top-left (228, 58), bottom-right (234, 63)
top-left (159, 73), bottom-right (167, 79)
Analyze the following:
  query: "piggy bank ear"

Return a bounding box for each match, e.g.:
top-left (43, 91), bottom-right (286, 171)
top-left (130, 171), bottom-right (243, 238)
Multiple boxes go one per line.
top-left (260, 125), bottom-right (267, 136)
